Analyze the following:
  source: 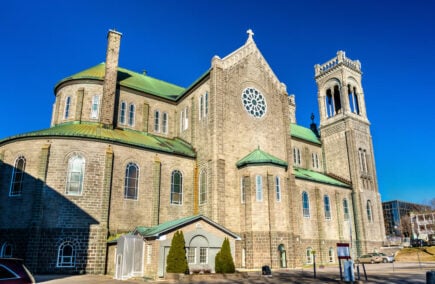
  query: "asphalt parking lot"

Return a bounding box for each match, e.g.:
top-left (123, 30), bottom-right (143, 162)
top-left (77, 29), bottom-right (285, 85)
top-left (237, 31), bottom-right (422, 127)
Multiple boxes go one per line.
top-left (35, 262), bottom-right (435, 283)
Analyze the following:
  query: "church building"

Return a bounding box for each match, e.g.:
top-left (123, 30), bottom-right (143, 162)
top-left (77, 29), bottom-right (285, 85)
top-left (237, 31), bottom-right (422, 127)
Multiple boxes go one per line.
top-left (0, 30), bottom-right (385, 278)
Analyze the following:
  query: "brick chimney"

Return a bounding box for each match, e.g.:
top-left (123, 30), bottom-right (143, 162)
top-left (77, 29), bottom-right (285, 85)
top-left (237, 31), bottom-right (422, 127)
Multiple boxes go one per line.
top-left (100, 30), bottom-right (122, 128)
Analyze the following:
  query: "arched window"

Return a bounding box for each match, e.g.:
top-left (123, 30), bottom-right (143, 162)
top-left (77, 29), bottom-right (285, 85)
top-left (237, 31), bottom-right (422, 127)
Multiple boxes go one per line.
top-left (162, 112), bottom-right (168, 134)
top-left (1, 242), bottom-right (13, 258)
top-left (124, 163), bottom-right (139, 200)
top-left (199, 170), bottom-right (207, 204)
top-left (302, 191), bottom-right (310, 217)
top-left (333, 85), bottom-right (342, 114)
top-left (256, 175), bottom-right (263, 201)
top-left (348, 85), bottom-right (360, 114)
top-left (57, 241), bottom-right (76, 267)
top-left (324, 195), bottom-right (331, 220)
top-left (367, 200), bottom-right (373, 222)
top-left (328, 247), bottom-right (335, 263)
top-left (343, 198), bottom-right (350, 221)
top-left (128, 104), bottom-right (135, 126)
top-left (119, 101), bottom-right (126, 124)
top-left (64, 96), bottom-right (71, 119)
top-left (275, 176), bottom-right (281, 202)
top-left (171, 170), bottom-right (182, 204)
top-left (204, 92), bottom-right (209, 116)
top-left (90, 95), bottom-right (100, 119)
top-left (66, 155), bottom-right (85, 195)
top-left (306, 247), bottom-right (313, 264)
top-left (10, 156), bottom-right (26, 196)
top-left (154, 110), bottom-right (160, 132)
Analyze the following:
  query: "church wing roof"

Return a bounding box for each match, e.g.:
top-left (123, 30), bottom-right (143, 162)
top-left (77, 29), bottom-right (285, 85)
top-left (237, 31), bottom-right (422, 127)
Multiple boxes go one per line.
top-left (236, 148), bottom-right (288, 169)
top-left (290, 123), bottom-right (321, 145)
top-left (293, 167), bottom-right (350, 188)
top-left (55, 63), bottom-right (185, 101)
top-left (134, 215), bottom-right (240, 240)
top-left (1, 123), bottom-right (195, 158)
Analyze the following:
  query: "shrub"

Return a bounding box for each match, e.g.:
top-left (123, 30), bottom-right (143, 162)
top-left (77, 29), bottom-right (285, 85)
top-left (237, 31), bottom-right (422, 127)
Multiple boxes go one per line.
top-left (215, 237), bottom-right (235, 273)
top-left (166, 230), bottom-right (189, 273)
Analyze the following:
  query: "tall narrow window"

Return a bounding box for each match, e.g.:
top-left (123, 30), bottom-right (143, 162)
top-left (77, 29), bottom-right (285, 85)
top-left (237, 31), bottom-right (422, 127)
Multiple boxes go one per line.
top-left (199, 247), bottom-right (208, 264)
top-left (10, 156), bottom-right (25, 196)
top-left (199, 170), bottom-right (207, 204)
top-left (205, 92), bottom-right (209, 116)
top-left (128, 104), bottom-right (135, 126)
top-left (90, 95), bottom-right (100, 119)
top-left (154, 110), bottom-right (160, 132)
top-left (256, 175), bottom-right (263, 201)
top-left (64, 96), bottom-right (71, 119)
top-left (359, 149), bottom-right (368, 173)
top-left (241, 178), bottom-right (246, 204)
top-left (328, 247), bottom-right (335, 263)
top-left (120, 101), bottom-right (126, 124)
top-left (275, 176), bottom-right (281, 202)
top-left (348, 85), bottom-right (360, 114)
top-left (306, 247), bottom-right (313, 264)
top-left (293, 147), bottom-right (301, 166)
top-left (199, 96), bottom-right (204, 120)
top-left (184, 107), bottom-right (189, 129)
top-left (57, 241), bottom-right (76, 267)
top-left (66, 155), bottom-right (85, 195)
top-left (302, 191), bottom-right (310, 217)
top-left (333, 85), bottom-right (342, 114)
top-left (343, 198), bottom-right (350, 221)
top-left (187, 247), bottom-right (195, 263)
top-left (325, 89), bottom-right (333, 118)
top-left (124, 163), bottom-right (139, 200)
top-left (324, 195), bottom-right (331, 220)
top-left (162, 112), bottom-right (168, 134)
top-left (171, 170), bottom-right (183, 204)
top-left (367, 200), bottom-right (373, 222)
top-left (312, 153), bottom-right (319, 169)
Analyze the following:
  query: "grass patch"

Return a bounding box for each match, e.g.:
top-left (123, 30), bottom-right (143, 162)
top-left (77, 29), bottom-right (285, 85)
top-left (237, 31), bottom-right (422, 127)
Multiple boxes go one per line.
top-left (395, 246), bottom-right (435, 262)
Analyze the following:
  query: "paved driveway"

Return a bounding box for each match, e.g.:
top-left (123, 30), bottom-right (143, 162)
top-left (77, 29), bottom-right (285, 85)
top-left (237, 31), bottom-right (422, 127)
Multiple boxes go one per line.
top-left (35, 262), bottom-right (435, 283)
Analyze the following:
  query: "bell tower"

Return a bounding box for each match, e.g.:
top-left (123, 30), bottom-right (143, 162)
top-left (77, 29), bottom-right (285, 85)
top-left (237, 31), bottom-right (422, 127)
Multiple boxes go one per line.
top-left (314, 51), bottom-right (385, 256)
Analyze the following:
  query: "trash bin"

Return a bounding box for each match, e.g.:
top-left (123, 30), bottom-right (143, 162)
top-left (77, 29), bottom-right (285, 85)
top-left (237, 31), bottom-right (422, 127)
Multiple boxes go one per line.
top-left (427, 270), bottom-right (435, 284)
top-left (262, 265), bottom-right (272, 276)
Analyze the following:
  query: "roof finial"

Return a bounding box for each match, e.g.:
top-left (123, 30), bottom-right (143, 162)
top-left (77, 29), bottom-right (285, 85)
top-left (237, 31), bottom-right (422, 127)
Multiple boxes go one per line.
top-left (246, 29), bottom-right (254, 42)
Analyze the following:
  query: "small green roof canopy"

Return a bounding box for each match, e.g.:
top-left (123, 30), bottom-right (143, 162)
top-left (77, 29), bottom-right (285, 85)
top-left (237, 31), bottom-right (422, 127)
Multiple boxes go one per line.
top-left (290, 123), bottom-right (321, 145)
top-left (0, 123), bottom-right (196, 158)
top-left (293, 167), bottom-right (350, 188)
top-left (134, 215), bottom-right (241, 240)
top-left (55, 63), bottom-right (185, 101)
top-left (236, 148), bottom-right (288, 169)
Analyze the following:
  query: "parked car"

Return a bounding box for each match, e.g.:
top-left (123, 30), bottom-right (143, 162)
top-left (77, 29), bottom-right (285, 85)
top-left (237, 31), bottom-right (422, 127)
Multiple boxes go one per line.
top-left (356, 254), bottom-right (382, 264)
top-left (0, 258), bottom-right (35, 283)
top-left (411, 239), bottom-right (429, 247)
top-left (369, 252), bottom-right (395, 263)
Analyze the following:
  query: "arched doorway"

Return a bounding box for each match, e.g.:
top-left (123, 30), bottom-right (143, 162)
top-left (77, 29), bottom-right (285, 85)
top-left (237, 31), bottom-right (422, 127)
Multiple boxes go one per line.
top-left (278, 244), bottom-right (287, 268)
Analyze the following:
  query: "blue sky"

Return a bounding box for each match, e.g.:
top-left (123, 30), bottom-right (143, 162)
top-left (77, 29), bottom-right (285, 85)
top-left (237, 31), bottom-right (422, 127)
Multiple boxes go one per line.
top-left (1, 0), bottom-right (434, 205)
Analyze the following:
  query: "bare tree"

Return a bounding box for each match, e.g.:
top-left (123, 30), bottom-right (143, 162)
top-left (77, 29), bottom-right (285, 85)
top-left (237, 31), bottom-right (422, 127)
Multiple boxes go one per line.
top-left (400, 215), bottom-right (413, 238)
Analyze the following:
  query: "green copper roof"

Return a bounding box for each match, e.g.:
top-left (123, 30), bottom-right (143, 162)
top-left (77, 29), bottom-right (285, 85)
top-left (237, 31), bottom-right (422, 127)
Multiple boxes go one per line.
top-left (291, 123), bottom-right (321, 145)
top-left (293, 167), bottom-right (350, 188)
top-left (55, 63), bottom-right (185, 101)
top-left (134, 215), bottom-right (240, 240)
top-left (236, 148), bottom-right (288, 169)
top-left (1, 123), bottom-right (195, 158)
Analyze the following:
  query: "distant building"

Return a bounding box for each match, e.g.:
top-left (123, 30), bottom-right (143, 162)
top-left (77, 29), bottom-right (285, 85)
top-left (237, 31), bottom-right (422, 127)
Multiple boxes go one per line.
top-left (411, 211), bottom-right (435, 242)
top-left (382, 200), bottom-right (430, 237)
top-left (0, 30), bottom-right (386, 278)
